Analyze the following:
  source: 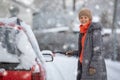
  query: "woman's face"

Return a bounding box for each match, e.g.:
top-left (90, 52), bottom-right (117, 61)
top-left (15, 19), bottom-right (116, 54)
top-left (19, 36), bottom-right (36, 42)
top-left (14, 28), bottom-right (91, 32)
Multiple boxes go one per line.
top-left (79, 16), bottom-right (90, 25)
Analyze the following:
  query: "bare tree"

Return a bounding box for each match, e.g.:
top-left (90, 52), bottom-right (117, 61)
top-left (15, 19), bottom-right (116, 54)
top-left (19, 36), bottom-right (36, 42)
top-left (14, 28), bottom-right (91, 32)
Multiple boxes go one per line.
top-left (73, 0), bottom-right (76, 11)
top-left (63, 0), bottom-right (66, 9)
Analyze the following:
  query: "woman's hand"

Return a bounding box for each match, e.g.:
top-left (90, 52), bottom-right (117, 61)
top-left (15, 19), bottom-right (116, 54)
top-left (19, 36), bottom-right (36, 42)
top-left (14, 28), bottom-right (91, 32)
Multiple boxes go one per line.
top-left (88, 67), bottom-right (96, 75)
top-left (65, 50), bottom-right (74, 57)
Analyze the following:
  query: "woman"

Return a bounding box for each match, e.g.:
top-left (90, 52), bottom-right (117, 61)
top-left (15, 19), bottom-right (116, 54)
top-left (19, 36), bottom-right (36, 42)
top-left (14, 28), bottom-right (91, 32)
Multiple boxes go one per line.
top-left (66, 8), bottom-right (107, 80)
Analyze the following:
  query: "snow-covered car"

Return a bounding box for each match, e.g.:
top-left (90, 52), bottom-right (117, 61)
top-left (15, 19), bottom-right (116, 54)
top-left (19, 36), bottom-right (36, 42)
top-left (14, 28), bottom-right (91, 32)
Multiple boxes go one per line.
top-left (0, 17), bottom-right (53, 80)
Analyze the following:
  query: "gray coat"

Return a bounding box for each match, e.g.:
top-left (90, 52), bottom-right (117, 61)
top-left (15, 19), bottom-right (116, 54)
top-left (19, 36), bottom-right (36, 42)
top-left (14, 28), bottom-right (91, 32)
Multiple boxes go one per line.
top-left (79, 22), bottom-right (107, 80)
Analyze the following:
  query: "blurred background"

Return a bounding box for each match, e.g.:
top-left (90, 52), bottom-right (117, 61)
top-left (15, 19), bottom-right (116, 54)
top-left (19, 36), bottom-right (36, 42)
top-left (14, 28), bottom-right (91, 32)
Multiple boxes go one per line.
top-left (0, 0), bottom-right (120, 61)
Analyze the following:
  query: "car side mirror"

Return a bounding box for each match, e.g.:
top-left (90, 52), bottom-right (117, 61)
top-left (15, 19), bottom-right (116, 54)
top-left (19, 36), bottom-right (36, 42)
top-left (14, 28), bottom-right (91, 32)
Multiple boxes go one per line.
top-left (42, 54), bottom-right (54, 62)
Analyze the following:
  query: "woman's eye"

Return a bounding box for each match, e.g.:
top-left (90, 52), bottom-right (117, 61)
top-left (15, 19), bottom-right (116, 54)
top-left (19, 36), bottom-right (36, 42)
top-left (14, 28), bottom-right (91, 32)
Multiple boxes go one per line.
top-left (80, 17), bottom-right (83, 19)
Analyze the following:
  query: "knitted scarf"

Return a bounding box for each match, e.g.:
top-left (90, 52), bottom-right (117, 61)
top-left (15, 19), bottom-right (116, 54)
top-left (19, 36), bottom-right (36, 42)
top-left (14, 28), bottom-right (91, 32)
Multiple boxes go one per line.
top-left (79, 22), bottom-right (91, 63)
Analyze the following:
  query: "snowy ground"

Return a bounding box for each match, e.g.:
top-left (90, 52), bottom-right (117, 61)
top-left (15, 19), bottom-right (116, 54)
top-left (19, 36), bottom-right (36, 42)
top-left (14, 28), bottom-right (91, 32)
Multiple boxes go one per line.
top-left (105, 60), bottom-right (120, 80)
top-left (45, 54), bottom-right (77, 80)
top-left (45, 54), bottom-right (120, 80)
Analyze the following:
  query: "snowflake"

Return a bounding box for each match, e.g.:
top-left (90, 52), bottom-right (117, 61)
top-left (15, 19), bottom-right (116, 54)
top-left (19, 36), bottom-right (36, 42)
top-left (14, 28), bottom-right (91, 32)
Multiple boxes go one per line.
top-left (85, 59), bottom-right (89, 64)
top-left (94, 46), bottom-right (100, 51)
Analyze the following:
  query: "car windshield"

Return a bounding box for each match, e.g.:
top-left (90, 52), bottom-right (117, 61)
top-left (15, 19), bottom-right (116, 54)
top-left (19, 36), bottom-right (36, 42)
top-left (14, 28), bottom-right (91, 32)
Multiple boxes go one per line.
top-left (0, 20), bottom-right (37, 70)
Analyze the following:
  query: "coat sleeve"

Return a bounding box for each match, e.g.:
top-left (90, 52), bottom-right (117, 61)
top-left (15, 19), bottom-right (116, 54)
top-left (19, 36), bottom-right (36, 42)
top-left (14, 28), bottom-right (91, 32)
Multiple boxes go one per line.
top-left (73, 33), bottom-right (82, 57)
top-left (73, 50), bottom-right (79, 57)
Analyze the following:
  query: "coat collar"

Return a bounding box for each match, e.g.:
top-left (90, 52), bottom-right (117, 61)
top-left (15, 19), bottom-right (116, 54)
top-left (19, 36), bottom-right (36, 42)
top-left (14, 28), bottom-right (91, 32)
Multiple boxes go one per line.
top-left (87, 22), bottom-right (102, 33)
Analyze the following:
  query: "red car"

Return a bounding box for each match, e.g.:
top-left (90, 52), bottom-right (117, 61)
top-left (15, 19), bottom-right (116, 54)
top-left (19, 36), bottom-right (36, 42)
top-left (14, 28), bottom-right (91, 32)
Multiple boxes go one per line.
top-left (0, 17), bottom-right (53, 80)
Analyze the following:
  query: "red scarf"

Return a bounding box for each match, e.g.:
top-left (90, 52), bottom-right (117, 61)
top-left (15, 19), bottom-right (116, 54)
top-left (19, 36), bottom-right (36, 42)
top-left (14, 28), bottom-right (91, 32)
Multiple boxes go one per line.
top-left (79, 22), bottom-right (91, 63)
top-left (80, 22), bottom-right (90, 33)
